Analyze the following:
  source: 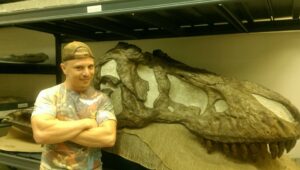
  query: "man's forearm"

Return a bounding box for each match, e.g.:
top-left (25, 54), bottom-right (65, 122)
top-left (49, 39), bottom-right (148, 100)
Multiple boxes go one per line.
top-left (71, 120), bottom-right (117, 148)
top-left (31, 115), bottom-right (97, 144)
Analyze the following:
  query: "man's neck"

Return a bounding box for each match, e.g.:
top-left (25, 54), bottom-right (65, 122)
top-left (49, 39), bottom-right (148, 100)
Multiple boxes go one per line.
top-left (63, 82), bottom-right (90, 94)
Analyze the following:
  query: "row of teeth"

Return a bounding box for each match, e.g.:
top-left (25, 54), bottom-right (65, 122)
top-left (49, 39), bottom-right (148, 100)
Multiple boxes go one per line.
top-left (201, 139), bottom-right (297, 159)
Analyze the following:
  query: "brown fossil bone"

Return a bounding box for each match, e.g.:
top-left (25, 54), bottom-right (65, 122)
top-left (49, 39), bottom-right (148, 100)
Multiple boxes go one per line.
top-left (1, 108), bottom-right (33, 136)
top-left (0, 52), bottom-right (49, 63)
top-left (94, 42), bottom-right (300, 161)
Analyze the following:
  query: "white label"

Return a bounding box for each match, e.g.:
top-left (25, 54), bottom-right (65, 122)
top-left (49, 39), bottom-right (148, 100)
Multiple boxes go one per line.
top-left (87, 5), bottom-right (102, 13)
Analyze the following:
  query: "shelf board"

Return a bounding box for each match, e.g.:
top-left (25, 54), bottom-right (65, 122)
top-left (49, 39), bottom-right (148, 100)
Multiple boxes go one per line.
top-left (0, 63), bottom-right (57, 74)
top-left (0, 0), bottom-right (224, 26)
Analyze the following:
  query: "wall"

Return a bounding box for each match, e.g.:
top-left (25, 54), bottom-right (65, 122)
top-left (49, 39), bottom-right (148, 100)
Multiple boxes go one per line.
top-left (1, 27), bottom-right (300, 158)
top-left (0, 27), bottom-right (56, 101)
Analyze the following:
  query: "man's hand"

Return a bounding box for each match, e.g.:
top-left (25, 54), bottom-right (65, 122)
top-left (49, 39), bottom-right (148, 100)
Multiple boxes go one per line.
top-left (70, 120), bottom-right (117, 148)
top-left (82, 118), bottom-right (98, 129)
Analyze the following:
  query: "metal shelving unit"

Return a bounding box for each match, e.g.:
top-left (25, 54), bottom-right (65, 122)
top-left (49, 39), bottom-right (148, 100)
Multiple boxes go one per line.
top-left (0, 152), bottom-right (40, 170)
top-left (0, 0), bottom-right (299, 42)
top-left (0, 0), bottom-right (299, 169)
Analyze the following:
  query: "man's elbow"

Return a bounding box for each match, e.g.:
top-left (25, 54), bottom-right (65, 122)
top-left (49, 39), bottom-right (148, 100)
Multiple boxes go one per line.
top-left (108, 135), bottom-right (116, 147)
top-left (33, 132), bottom-right (56, 144)
top-left (102, 133), bottom-right (116, 148)
top-left (33, 131), bottom-right (49, 144)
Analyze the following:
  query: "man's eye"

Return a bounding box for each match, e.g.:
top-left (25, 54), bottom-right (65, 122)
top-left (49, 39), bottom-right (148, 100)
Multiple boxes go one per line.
top-left (75, 67), bottom-right (83, 70)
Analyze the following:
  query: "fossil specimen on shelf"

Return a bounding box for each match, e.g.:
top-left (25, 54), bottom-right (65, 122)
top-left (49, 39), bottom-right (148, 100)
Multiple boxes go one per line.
top-left (94, 42), bottom-right (300, 169)
top-left (0, 52), bottom-right (49, 63)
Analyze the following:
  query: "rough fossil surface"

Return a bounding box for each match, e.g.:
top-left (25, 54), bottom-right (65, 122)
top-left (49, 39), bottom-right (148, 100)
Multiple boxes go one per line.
top-left (94, 42), bottom-right (300, 169)
top-left (0, 52), bottom-right (49, 63)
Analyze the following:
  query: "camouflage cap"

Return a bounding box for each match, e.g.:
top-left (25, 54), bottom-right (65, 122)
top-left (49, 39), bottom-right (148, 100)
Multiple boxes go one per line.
top-left (62, 41), bottom-right (94, 62)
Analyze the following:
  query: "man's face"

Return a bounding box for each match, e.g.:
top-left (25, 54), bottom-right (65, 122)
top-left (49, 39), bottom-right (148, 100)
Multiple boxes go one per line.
top-left (61, 57), bottom-right (95, 92)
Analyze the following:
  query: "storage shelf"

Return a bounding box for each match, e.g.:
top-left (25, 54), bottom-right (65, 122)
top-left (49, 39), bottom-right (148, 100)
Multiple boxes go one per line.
top-left (0, 151), bottom-right (40, 170)
top-left (0, 63), bottom-right (57, 74)
top-left (0, 0), bottom-right (299, 42)
top-left (0, 0), bottom-right (223, 25)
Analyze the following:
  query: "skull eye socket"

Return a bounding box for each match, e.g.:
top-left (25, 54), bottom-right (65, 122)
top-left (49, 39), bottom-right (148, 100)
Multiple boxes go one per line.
top-left (214, 100), bottom-right (229, 112)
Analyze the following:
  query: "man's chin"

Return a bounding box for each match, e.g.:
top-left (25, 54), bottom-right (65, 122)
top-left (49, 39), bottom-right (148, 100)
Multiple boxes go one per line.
top-left (81, 83), bottom-right (91, 89)
top-left (76, 83), bottom-right (91, 91)
top-left (74, 86), bottom-right (89, 93)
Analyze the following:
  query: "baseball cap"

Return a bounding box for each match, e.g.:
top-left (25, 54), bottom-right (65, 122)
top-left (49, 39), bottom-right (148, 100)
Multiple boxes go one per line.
top-left (62, 41), bottom-right (94, 62)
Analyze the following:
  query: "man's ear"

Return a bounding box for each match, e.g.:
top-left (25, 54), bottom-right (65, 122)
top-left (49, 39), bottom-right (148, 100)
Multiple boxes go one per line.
top-left (60, 63), bottom-right (67, 75)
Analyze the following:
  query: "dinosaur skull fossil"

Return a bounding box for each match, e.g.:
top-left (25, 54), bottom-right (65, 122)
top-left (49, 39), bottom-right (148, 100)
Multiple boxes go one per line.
top-left (94, 42), bottom-right (300, 160)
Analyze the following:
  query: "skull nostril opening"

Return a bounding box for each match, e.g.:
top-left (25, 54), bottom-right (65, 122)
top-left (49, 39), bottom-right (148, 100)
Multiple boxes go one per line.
top-left (252, 94), bottom-right (295, 123)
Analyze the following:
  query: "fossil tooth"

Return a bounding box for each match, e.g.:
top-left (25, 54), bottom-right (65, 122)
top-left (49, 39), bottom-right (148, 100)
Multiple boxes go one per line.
top-left (231, 143), bottom-right (238, 157)
top-left (198, 137), bottom-right (204, 144)
top-left (249, 143), bottom-right (259, 155)
top-left (269, 143), bottom-right (279, 159)
top-left (258, 143), bottom-right (270, 158)
top-left (285, 140), bottom-right (297, 153)
top-left (277, 142), bottom-right (285, 157)
top-left (248, 143), bottom-right (261, 161)
top-left (206, 140), bottom-right (214, 153)
top-left (240, 143), bottom-right (248, 159)
top-left (222, 143), bottom-right (230, 155)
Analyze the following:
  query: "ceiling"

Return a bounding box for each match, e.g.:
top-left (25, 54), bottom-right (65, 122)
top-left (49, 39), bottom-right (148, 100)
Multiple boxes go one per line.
top-left (0, 0), bottom-right (299, 42)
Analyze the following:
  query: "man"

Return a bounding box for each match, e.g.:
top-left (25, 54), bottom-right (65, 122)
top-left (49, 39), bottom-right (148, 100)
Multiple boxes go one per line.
top-left (31, 41), bottom-right (117, 170)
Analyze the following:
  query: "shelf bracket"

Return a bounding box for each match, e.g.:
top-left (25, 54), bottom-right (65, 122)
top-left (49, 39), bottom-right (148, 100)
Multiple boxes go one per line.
top-left (292, 0), bottom-right (300, 20)
top-left (216, 3), bottom-right (248, 33)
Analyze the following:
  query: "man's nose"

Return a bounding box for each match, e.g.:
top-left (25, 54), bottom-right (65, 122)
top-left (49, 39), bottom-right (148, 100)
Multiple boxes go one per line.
top-left (82, 67), bottom-right (90, 76)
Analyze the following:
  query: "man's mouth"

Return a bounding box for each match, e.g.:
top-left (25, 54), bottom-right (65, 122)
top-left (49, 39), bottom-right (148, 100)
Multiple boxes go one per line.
top-left (81, 79), bottom-right (90, 82)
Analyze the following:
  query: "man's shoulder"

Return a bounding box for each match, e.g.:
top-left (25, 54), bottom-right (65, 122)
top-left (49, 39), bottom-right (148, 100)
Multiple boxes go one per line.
top-left (96, 90), bottom-right (110, 99)
top-left (39, 84), bottom-right (62, 96)
top-left (87, 86), bottom-right (108, 98)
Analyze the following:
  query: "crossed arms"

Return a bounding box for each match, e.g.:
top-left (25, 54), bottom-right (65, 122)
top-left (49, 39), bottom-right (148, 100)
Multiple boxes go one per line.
top-left (31, 114), bottom-right (117, 148)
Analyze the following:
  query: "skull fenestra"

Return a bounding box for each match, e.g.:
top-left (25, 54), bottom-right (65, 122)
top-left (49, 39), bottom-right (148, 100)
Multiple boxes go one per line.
top-left (94, 42), bottom-right (300, 160)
